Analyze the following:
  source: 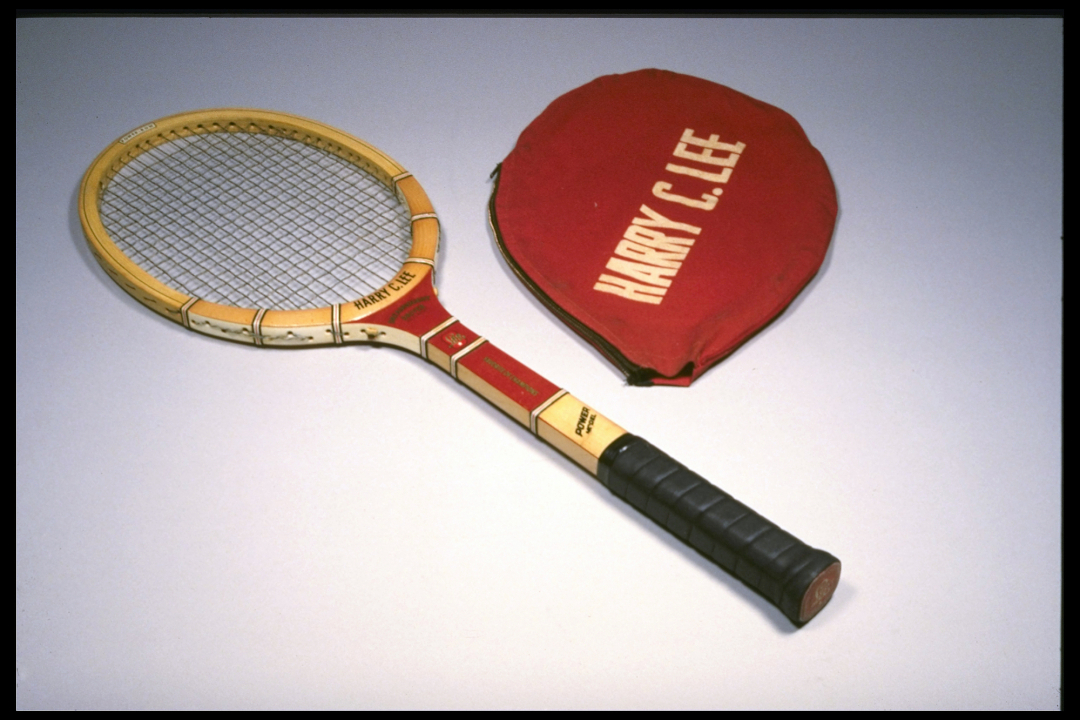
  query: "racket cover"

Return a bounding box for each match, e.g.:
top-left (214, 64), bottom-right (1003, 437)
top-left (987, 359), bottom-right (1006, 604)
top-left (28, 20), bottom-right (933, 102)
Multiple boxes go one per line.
top-left (490, 69), bottom-right (837, 386)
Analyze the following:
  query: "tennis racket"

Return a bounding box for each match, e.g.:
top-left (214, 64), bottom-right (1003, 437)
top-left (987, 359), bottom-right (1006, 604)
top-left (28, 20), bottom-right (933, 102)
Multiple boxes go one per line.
top-left (79, 109), bottom-right (840, 625)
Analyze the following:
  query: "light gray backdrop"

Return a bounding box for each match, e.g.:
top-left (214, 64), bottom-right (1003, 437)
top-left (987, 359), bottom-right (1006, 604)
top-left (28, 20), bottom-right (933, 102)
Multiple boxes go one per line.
top-left (17, 17), bottom-right (1062, 709)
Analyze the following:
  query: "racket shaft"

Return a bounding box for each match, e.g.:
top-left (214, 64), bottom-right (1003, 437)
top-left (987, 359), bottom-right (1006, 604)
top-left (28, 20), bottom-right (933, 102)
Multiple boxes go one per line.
top-left (423, 319), bottom-right (839, 625)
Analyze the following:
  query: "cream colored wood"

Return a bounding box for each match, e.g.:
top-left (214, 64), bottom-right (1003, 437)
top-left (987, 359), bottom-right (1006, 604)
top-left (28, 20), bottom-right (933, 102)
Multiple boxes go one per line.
top-left (393, 173), bottom-right (439, 264)
top-left (395, 175), bottom-right (435, 217)
top-left (419, 317), bottom-right (459, 360)
top-left (260, 307), bottom-right (334, 333)
top-left (409, 218), bottom-right (440, 261)
top-left (449, 338), bottom-right (487, 379)
top-left (84, 242), bottom-right (190, 323)
top-left (425, 341), bottom-right (453, 374)
top-left (253, 308), bottom-right (332, 347)
top-left (530, 389), bottom-right (569, 435)
top-left (81, 213), bottom-right (192, 319)
top-left (536, 393), bottom-right (627, 475)
top-left (186, 301), bottom-right (259, 344)
top-left (343, 323), bottom-right (423, 354)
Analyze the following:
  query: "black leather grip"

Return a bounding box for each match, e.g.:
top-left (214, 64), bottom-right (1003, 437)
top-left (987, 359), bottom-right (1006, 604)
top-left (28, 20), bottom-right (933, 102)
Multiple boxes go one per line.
top-left (597, 434), bottom-right (840, 625)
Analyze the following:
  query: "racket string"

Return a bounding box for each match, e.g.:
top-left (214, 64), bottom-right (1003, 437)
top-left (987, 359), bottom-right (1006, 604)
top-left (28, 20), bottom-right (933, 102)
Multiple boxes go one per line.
top-left (99, 130), bottom-right (413, 310)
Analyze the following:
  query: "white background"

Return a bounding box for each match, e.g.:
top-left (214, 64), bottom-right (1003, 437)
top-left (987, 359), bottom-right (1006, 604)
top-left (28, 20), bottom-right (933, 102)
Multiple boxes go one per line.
top-left (17, 17), bottom-right (1061, 709)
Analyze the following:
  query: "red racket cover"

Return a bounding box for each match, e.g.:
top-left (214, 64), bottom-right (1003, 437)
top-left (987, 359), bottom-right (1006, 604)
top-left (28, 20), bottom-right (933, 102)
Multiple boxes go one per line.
top-left (490, 69), bottom-right (837, 386)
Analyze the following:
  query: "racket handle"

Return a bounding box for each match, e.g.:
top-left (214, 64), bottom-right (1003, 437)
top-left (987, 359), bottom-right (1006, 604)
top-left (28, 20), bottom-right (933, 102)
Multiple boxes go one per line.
top-left (597, 434), bottom-right (840, 625)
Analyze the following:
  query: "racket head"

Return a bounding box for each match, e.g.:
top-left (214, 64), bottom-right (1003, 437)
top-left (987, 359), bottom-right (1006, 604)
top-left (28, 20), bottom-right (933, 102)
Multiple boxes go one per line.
top-left (79, 108), bottom-right (440, 348)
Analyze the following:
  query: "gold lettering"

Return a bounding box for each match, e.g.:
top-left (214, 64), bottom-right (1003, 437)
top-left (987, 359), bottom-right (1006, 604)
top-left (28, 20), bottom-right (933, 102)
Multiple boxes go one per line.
top-left (604, 258), bottom-right (676, 288)
top-left (593, 275), bottom-right (666, 304)
top-left (674, 128), bottom-right (745, 164)
top-left (634, 204), bottom-right (702, 235)
top-left (665, 163), bottom-right (734, 184)
top-left (623, 225), bottom-right (695, 253)
top-left (613, 239), bottom-right (685, 269)
top-left (652, 181), bottom-right (719, 211)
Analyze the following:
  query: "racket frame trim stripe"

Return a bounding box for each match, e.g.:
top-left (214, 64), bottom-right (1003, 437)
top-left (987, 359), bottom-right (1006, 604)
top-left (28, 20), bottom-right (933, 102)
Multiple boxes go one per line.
top-left (448, 337), bottom-right (488, 379)
top-left (420, 317), bottom-right (460, 360)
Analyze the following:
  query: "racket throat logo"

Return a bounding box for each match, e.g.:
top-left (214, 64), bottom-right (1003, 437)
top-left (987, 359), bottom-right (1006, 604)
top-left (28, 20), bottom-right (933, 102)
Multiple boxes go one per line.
top-left (593, 128), bottom-right (745, 306)
top-left (386, 295), bottom-right (431, 325)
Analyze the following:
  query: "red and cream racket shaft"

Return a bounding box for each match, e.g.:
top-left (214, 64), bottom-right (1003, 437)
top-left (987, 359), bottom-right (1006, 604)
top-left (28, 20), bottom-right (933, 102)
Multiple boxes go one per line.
top-left (361, 270), bottom-right (628, 476)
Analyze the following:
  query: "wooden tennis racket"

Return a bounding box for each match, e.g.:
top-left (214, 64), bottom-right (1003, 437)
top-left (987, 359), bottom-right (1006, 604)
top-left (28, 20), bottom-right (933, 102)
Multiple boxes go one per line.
top-left (79, 109), bottom-right (840, 625)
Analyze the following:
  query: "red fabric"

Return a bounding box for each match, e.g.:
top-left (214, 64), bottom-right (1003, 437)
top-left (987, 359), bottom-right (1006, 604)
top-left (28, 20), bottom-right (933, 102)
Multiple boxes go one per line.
top-left (492, 69), bottom-right (837, 386)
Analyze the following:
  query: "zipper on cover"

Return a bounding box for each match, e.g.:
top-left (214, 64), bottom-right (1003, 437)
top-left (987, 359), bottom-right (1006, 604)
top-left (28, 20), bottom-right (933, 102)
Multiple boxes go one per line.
top-left (487, 165), bottom-right (661, 386)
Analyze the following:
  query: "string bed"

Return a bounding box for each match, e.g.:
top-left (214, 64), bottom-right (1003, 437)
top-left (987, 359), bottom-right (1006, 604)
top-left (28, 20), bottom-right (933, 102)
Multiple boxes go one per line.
top-left (99, 130), bottom-right (413, 310)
